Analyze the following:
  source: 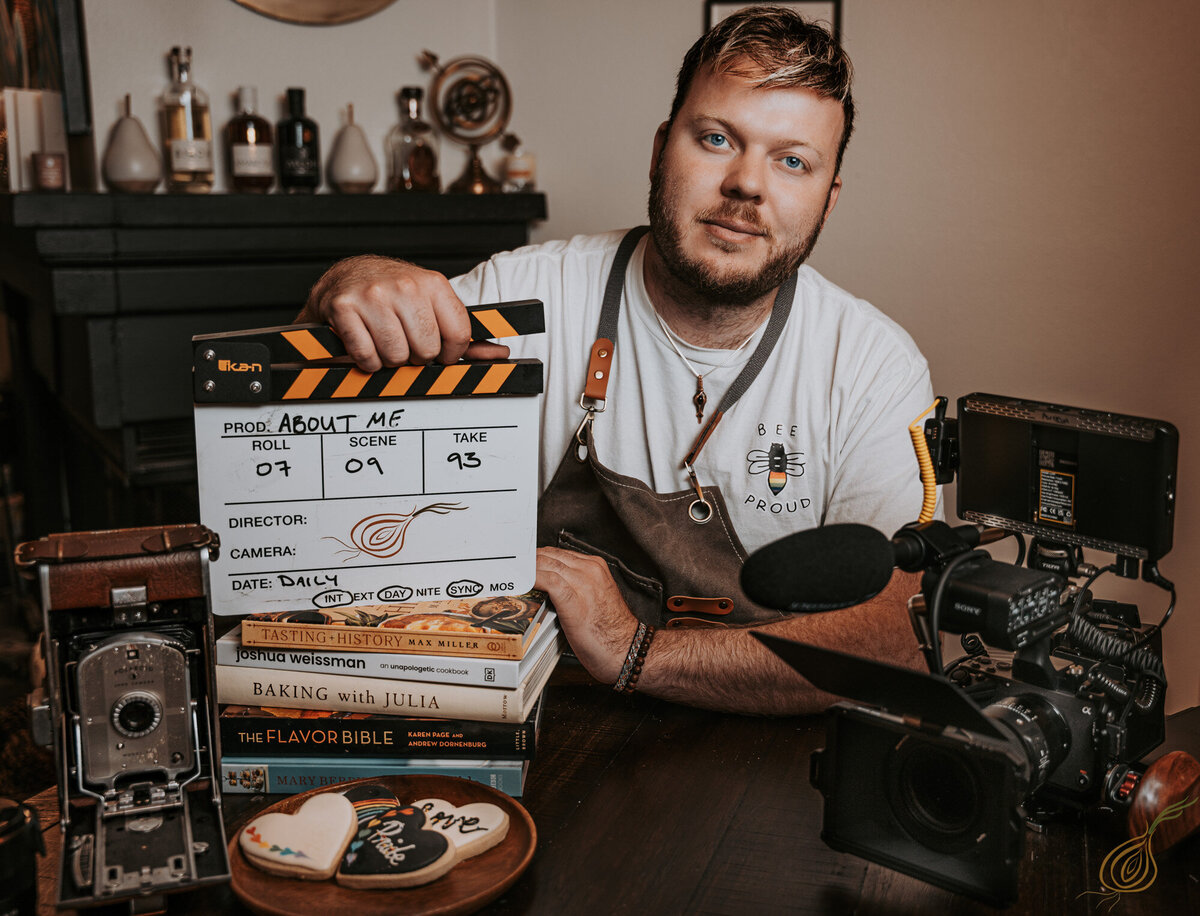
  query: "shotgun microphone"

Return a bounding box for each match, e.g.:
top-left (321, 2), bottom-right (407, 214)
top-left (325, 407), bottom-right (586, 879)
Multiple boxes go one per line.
top-left (740, 523), bottom-right (894, 613)
top-left (741, 521), bottom-right (1009, 613)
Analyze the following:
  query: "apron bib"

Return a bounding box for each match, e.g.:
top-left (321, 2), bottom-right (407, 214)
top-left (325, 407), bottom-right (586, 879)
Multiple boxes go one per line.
top-left (536, 227), bottom-right (796, 628)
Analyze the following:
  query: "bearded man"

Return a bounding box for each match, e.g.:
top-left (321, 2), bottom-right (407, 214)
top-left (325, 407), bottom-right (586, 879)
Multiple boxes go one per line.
top-left (298, 7), bottom-right (934, 714)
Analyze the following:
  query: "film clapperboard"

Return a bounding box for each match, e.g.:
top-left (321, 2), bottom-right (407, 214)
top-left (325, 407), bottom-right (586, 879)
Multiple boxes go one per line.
top-left (192, 301), bottom-right (544, 616)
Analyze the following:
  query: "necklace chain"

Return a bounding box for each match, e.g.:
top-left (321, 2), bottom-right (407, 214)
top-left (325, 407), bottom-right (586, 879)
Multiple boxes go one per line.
top-left (652, 308), bottom-right (757, 423)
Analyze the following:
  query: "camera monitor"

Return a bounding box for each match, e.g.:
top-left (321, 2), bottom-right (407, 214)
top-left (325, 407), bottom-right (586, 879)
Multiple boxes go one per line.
top-left (956, 394), bottom-right (1178, 560)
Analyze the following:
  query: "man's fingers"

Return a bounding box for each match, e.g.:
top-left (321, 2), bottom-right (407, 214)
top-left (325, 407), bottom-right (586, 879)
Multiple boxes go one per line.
top-left (536, 547), bottom-right (610, 588)
top-left (327, 308), bottom-right (383, 372)
top-left (461, 341), bottom-right (512, 363)
top-left (395, 301), bottom-right (445, 365)
top-left (305, 255), bottom-right (518, 371)
top-left (430, 284), bottom-right (474, 364)
top-left (306, 258), bottom-right (476, 371)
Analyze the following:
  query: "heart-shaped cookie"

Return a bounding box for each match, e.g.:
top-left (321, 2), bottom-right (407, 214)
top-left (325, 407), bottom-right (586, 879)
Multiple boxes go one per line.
top-left (240, 792), bottom-right (356, 880)
top-left (336, 784), bottom-right (458, 889)
top-left (411, 797), bottom-right (510, 859)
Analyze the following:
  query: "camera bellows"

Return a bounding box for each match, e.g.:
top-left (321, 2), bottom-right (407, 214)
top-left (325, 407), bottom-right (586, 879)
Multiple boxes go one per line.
top-left (740, 523), bottom-right (895, 612)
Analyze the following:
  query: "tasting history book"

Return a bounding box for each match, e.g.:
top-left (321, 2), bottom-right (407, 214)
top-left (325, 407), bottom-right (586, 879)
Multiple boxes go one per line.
top-left (215, 628), bottom-right (560, 723)
top-left (219, 755), bottom-right (529, 796)
top-left (218, 698), bottom-right (542, 759)
top-left (238, 590), bottom-right (549, 660)
top-left (217, 613), bottom-right (561, 688)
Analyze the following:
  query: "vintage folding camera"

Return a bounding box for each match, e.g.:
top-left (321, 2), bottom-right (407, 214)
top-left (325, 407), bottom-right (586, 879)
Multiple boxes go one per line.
top-left (20, 524), bottom-right (230, 911)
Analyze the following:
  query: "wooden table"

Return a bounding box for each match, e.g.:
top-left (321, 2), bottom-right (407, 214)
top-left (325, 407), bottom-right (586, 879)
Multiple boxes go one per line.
top-left (25, 670), bottom-right (1200, 915)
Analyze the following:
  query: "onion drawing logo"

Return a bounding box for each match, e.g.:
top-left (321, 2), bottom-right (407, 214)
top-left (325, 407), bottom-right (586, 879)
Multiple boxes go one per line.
top-left (1078, 793), bottom-right (1198, 907)
top-left (325, 503), bottom-right (466, 561)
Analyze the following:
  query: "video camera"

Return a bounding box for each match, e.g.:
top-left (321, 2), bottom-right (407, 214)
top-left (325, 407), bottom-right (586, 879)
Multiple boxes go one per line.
top-left (745, 393), bottom-right (1180, 907)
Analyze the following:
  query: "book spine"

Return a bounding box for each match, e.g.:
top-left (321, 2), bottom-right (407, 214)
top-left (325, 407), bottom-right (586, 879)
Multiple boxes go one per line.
top-left (219, 758), bottom-right (527, 796)
top-left (219, 713), bottom-right (536, 759)
top-left (215, 627), bottom-right (546, 689)
top-left (239, 620), bottom-right (525, 659)
top-left (215, 664), bottom-right (523, 722)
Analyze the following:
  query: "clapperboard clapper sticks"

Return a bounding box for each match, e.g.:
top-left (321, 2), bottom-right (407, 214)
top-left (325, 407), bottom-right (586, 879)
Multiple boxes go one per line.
top-left (193, 300), bottom-right (544, 617)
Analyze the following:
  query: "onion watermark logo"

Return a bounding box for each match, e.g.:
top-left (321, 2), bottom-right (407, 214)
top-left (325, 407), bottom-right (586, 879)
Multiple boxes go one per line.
top-left (1078, 794), bottom-right (1197, 907)
top-left (325, 503), bottom-right (465, 561)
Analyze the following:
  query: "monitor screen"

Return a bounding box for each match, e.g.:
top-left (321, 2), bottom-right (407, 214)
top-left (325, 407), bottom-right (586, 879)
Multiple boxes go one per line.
top-left (956, 394), bottom-right (1177, 559)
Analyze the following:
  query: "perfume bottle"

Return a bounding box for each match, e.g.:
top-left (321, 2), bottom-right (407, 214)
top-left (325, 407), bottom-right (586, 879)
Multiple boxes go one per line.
top-left (385, 87), bottom-right (439, 192)
top-left (276, 87), bottom-right (320, 194)
top-left (226, 86), bottom-right (274, 193)
top-left (161, 46), bottom-right (213, 193)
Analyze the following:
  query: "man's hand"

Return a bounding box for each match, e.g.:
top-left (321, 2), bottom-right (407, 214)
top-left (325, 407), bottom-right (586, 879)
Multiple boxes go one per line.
top-left (535, 546), bottom-right (640, 685)
top-left (297, 255), bottom-right (510, 371)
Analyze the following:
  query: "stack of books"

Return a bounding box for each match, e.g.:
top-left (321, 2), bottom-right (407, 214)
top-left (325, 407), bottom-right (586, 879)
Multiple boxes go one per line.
top-left (214, 591), bottom-right (559, 797)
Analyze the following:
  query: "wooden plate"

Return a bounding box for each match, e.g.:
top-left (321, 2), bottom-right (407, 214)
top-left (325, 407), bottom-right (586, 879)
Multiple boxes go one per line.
top-left (229, 775), bottom-right (536, 916)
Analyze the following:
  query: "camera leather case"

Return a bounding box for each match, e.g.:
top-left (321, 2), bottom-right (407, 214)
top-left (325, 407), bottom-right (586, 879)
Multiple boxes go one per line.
top-left (18, 524), bottom-right (231, 910)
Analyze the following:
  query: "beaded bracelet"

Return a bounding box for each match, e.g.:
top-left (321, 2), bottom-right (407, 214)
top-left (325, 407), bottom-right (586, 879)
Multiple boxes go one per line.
top-left (613, 622), bottom-right (656, 694)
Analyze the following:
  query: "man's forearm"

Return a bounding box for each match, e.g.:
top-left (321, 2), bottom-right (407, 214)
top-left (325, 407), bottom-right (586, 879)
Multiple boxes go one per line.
top-left (635, 570), bottom-right (923, 715)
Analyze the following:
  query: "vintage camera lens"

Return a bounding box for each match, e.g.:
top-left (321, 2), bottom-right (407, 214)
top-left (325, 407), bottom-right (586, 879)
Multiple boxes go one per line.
top-left (886, 737), bottom-right (986, 853)
top-left (111, 692), bottom-right (164, 738)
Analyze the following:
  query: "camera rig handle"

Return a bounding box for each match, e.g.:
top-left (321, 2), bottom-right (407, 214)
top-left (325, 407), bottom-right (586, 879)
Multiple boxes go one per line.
top-left (1125, 750), bottom-right (1200, 854)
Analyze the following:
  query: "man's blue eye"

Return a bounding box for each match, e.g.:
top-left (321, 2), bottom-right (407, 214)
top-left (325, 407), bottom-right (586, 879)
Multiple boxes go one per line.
top-left (705, 133), bottom-right (728, 147)
top-left (784, 155), bottom-right (805, 170)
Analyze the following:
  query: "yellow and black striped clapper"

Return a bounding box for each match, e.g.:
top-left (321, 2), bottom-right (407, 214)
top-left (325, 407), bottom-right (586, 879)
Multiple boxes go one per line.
top-left (193, 299), bottom-right (544, 403)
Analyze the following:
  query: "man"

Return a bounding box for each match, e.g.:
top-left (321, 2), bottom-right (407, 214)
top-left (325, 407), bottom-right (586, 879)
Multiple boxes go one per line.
top-left (298, 9), bottom-right (933, 714)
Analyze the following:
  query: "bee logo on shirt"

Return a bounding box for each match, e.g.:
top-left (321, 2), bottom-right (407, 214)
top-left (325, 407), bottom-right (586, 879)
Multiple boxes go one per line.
top-left (746, 443), bottom-right (805, 495)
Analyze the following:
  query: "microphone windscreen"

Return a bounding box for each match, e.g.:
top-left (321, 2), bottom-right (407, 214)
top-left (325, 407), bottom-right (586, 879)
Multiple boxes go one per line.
top-left (740, 523), bottom-right (895, 613)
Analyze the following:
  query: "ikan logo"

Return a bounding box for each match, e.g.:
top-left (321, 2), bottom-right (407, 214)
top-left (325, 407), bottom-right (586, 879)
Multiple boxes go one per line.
top-left (218, 359), bottom-right (263, 372)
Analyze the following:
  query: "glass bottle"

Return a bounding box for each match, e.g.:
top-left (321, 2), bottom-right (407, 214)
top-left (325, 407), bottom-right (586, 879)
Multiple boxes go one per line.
top-left (276, 87), bottom-right (320, 194)
top-left (226, 86), bottom-right (274, 193)
top-left (501, 133), bottom-right (537, 192)
top-left (386, 87), bottom-right (439, 192)
top-left (161, 46), bottom-right (214, 193)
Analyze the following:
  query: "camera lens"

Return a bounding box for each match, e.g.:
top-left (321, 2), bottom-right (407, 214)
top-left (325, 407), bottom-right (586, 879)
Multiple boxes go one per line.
top-left (984, 694), bottom-right (1070, 792)
top-left (887, 737), bottom-right (985, 853)
top-left (111, 692), bottom-right (163, 738)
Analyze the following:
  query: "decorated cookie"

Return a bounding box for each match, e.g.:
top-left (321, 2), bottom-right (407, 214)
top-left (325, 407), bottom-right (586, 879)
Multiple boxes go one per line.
top-left (412, 797), bottom-right (510, 859)
top-left (336, 784), bottom-right (458, 889)
top-left (240, 792), bottom-right (356, 880)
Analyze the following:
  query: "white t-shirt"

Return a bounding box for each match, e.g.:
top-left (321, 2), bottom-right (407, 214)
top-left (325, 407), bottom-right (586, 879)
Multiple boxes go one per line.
top-left (450, 229), bottom-right (937, 553)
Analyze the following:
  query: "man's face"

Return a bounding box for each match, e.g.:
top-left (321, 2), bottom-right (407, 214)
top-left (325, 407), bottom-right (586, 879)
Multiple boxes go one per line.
top-left (648, 62), bottom-right (844, 306)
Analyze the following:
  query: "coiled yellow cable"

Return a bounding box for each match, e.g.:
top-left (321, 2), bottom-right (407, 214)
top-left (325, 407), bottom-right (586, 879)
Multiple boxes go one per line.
top-left (909, 399), bottom-right (942, 522)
